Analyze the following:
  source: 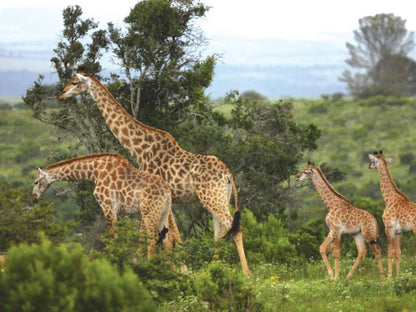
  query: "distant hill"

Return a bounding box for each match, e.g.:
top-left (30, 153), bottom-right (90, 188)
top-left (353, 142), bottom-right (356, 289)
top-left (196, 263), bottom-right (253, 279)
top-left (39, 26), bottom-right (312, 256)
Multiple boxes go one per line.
top-left (0, 64), bottom-right (347, 99)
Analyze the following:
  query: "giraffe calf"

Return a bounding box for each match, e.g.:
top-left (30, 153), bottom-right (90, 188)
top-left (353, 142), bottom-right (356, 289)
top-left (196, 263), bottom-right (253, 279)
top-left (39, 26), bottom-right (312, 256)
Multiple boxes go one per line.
top-left (33, 153), bottom-right (181, 260)
top-left (297, 161), bottom-right (384, 280)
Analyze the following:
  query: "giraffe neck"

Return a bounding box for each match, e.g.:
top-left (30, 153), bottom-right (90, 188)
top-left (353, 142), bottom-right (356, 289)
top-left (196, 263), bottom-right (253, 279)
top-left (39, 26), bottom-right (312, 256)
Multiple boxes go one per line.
top-left (44, 154), bottom-right (113, 183)
top-left (310, 167), bottom-right (350, 209)
top-left (87, 76), bottom-right (180, 167)
top-left (376, 160), bottom-right (407, 203)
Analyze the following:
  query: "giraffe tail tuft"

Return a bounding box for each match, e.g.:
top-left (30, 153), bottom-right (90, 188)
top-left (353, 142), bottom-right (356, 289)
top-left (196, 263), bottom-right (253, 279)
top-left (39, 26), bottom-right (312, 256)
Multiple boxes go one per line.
top-left (157, 226), bottom-right (169, 245)
top-left (222, 211), bottom-right (241, 240)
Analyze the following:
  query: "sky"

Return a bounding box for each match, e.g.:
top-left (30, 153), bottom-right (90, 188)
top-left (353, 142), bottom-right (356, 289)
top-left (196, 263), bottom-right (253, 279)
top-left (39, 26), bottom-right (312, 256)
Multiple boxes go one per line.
top-left (1, 0), bottom-right (416, 97)
top-left (1, 0), bottom-right (416, 70)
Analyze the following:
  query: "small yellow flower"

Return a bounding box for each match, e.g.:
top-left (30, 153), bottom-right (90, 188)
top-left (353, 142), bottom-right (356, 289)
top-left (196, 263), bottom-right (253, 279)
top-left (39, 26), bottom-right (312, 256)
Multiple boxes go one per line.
top-left (270, 275), bottom-right (276, 284)
top-left (0, 268), bottom-right (5, 273)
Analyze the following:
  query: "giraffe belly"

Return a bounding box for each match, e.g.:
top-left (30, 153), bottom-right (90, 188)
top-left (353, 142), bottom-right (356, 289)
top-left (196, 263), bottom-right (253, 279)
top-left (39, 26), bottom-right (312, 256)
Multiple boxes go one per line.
top-left (340, 224), bottom-right (361, 235)
top-left (168, 177), bottom-right (198, 204)
top-left (171, 189), bottom-right (198, 204)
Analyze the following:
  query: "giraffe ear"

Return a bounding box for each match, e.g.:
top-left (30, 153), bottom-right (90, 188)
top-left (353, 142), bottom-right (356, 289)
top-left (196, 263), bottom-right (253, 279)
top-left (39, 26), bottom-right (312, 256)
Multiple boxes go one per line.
top-left (386, 157), bottom-right (393, 163)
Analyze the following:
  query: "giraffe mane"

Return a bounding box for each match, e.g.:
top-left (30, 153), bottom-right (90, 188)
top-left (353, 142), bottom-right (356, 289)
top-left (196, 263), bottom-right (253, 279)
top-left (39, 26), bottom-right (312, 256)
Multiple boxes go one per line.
top-left (379, 157), bottom-right (410, 201)
top-left (88, 75), bottom-right (179, 147)
top-left (44, 153), bottom-right (124, 170)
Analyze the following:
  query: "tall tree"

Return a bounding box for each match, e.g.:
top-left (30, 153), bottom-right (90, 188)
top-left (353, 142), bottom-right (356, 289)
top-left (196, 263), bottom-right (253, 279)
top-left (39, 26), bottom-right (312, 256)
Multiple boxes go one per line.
top-left (107, 0), bottom-right (215, 130)
top-left (24, 5), bottom-right (112, 155)
top-left (341, 13), bottom-right (416, 98)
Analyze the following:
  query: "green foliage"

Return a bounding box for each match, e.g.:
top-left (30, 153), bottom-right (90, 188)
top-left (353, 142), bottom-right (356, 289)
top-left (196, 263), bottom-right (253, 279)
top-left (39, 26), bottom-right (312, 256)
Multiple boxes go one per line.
top-left (192, 261), bottom-right (261, 311)
top-left (243, 210), bottom-right (298, 264)
top-left (0, 183), bottom-right (74, 251)
top-left (0, 238), bottom-right (154, 312)
top-left (218, 92), bottom-right (321, 219)
top-left (99, 217), bottom-right (192, 302)
top-left (108, 0), bottom-right (214, 128)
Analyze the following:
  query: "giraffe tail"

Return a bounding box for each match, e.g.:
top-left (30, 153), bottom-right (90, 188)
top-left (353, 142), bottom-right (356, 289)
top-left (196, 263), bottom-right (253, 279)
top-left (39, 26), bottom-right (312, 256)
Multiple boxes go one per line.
top-left (222, 211), bottom-right (241, 240)
top-left (156, 226), bottom-right (169, 245)
top-left (222, 172), bottom-right (241, 240)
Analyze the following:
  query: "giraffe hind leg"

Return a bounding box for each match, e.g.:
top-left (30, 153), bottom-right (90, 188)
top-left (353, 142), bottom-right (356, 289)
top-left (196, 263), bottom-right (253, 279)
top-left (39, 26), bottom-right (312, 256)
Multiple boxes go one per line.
top-left (369, 239), bottom-right (385, 280)
top-left (222, 211), bottom-right (241, 240)
top-left (346, 233), bottom-right (366, 279)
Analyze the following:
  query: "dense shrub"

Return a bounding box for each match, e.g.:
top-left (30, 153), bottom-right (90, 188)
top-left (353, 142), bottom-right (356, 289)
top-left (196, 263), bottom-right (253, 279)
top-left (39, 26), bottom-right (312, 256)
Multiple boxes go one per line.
top-left (0, 239), bottom-right (154, 312)
top-left (0, 183), bottom-right (74, 251)
top-left (193, 261), bottom-right (261, 311)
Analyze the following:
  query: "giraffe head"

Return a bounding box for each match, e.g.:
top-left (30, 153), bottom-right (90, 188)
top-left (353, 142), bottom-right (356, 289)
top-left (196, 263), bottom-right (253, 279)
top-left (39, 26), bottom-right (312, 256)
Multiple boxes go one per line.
top-left (296, 161), bottom-right (316, 181)
top-left (58, 68), bottom-right (91, 100)
top-left (32, 168), bottom-right (54, 198)
top-left (368, 150), bottom-right (393, 170)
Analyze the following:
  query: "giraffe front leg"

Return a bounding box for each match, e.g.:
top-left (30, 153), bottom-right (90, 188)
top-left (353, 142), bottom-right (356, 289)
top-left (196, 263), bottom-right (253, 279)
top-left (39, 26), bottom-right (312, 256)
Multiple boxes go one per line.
top-left (394, 234), bottom-right (402, 276)
top-left (319, 234), bottom-right (335, 280)
top-left (102, 206), bottom-right (118, 238)
top-left (385, 228), bottom-right (395, 278)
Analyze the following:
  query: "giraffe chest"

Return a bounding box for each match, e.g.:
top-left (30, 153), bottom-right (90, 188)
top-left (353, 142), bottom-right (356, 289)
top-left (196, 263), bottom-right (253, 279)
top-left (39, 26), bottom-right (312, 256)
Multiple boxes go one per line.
top-left (383, 209), bottom-right (414, 233)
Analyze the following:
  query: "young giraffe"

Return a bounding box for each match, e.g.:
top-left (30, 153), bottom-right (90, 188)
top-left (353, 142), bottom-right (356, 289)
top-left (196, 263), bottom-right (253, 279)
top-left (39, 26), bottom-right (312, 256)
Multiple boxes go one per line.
top-left (368, 150), bottom-right (416, 278)
top-left (32, 153), bottom-right (181, 259)
top-left (58, 68), bottom-right (250, 274)
top-left (297, 161), bottom-right (384, 280)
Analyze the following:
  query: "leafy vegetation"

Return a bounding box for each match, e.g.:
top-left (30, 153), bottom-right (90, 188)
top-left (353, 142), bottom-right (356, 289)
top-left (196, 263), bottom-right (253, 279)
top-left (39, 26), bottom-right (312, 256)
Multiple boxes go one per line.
top-left (3, 0), bottom-right (416, 310)
top-left (3, 93), bottom-right (416, 310)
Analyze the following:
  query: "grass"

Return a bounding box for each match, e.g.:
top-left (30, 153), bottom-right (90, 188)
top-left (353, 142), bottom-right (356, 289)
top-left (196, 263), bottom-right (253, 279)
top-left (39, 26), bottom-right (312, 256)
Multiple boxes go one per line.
top-left (248, 257), bottom-right (416, 312)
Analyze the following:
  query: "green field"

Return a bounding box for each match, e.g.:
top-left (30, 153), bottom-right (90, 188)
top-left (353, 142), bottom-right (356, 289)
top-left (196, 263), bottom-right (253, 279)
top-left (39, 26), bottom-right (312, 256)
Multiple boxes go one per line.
top-left (3, 96), bottom-right (416, 311)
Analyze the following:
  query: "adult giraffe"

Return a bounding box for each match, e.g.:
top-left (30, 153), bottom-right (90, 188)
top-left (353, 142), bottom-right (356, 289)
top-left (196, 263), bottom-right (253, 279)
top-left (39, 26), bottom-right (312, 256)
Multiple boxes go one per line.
top-left (58, 68), bottom-right (250, 274)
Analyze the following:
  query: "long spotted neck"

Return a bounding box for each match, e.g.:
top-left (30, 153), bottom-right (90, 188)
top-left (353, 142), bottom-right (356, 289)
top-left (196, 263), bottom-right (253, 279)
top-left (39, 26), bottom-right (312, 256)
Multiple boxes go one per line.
top-left (376, 159), bottom-right (407, 203)
top-left (310, 167), bottom-right (350, 209)
top-left (86, 76), bottom-right (180, 168)
top-left (43, 155), bottom-right (107, 183)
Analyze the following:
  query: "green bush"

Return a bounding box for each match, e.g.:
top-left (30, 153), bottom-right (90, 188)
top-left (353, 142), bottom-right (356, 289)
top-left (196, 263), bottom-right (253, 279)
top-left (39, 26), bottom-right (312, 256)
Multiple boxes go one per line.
top-left (0, 183), bottom-right (74, 250)
top-left (100, 217), bottom-right (192, 302)
top-left (243, 210), bottom-right (298, 264)
top-left (193, 261), bottom-right (261, 311)
top-left (0, 239), bottom-right (154, 312)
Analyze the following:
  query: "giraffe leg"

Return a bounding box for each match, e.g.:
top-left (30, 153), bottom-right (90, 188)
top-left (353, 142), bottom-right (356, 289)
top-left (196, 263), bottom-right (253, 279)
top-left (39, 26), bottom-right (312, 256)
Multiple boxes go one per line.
top-left (195, 183), bottom-right (250, 275)
top-left (394, 234), bottom-right (402, 276)
top-left (167, 211), bottom-right (181, 247)
top-left (385, 229), bottom-right (395, 278)
top-left (167, 211), bottom-right (187, 272)
top-left (102, 206), bottom-right (118, 238)
top-left (319, 234), bottom-right (335, 279)
top-left (369, 241), bottom-right (384, 281)
top-left (346, 233), bottom-right (366, 279)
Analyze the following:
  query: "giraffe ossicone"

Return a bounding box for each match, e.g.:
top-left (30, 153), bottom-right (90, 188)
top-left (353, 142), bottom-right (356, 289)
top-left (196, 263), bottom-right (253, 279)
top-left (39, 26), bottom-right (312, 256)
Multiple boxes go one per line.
top-left (297, 161), bottom-right (384, 280)
top-left (58, 68), bottom-right (250, 275)
top-left (33, 153), bottom-right (181, 260)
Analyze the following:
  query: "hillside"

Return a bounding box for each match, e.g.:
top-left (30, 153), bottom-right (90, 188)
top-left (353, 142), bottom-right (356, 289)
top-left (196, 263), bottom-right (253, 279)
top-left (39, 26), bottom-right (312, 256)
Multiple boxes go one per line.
top-left (292, 96), bottom-right (416, 203)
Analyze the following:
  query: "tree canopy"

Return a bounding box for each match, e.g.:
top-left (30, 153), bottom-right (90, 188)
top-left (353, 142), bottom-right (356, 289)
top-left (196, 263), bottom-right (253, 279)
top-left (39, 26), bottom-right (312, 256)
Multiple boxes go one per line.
top-left (22, 1), bottom-right (320, 235)
top-left (341, 13), bottom-right (416, 98)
